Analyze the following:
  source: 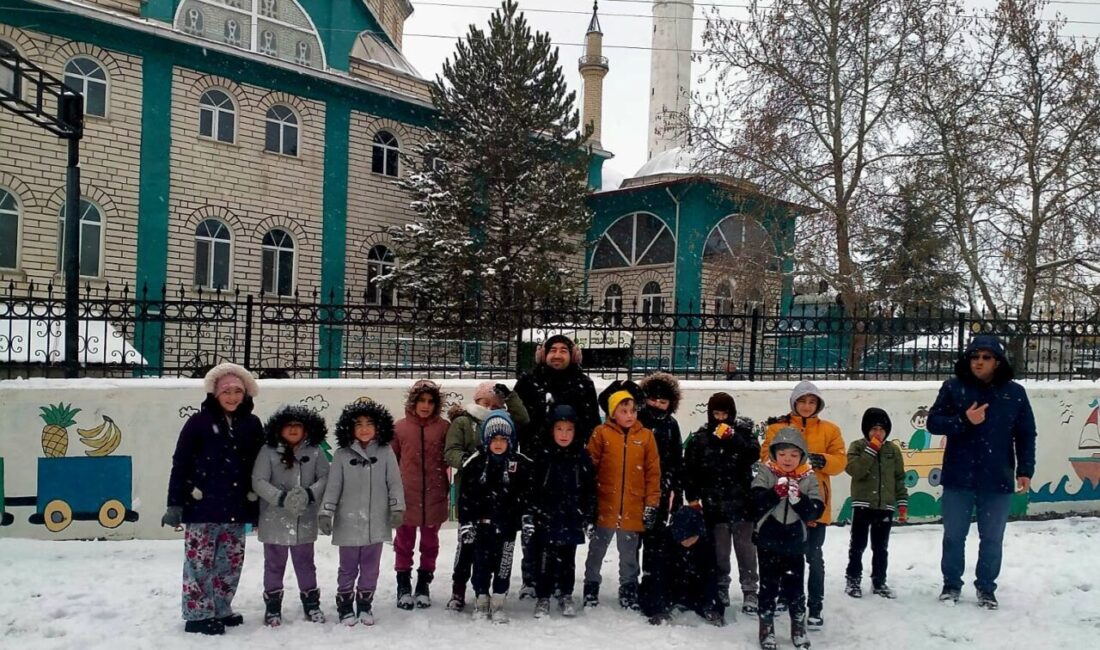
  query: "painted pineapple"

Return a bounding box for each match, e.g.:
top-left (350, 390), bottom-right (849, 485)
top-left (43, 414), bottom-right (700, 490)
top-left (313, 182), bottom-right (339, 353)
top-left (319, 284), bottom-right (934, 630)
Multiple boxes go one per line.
top-left (40, 403), bottom-right (81, 458)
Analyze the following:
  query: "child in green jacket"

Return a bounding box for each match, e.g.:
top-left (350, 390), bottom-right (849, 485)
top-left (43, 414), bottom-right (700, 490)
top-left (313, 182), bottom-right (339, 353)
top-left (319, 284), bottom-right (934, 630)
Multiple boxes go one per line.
top-left (844, 408), bottom-right (908, 599)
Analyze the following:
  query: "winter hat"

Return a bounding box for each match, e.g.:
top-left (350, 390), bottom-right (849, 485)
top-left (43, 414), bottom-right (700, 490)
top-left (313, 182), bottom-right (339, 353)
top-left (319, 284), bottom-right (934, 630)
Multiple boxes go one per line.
top-left (640, 371), bottom-right (681, 413)
top-left (536, 334), bottom-right (583, 366)
top-left (669, 506), bottom-right (705, 543)
top-left (788, 380), bottom-right (825, 416)
top-left (549, 404), bottom-right (579, 425)
top-left (204, 362), bottom-right (259, 397)
top-left (707, 392), bottom-right (736, 424)
top-left (861, 407), bottom-right (892, 439)
top-left (474, 381), bottom-right (498, 405)
top-left (480, 410), bottom-right (516, 449)
top-left (606, 390), bottom-right (635, 420)
top-left (597, 379), bottom-right (643, 416)
top-left (768, 426), bottom-right (808, 463)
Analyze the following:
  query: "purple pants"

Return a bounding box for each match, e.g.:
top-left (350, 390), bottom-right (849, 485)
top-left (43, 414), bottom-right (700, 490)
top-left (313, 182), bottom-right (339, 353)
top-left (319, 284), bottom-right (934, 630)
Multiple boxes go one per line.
top-left (337, 543), bottom-right (384, 593)
top-left (264, 543), bottom-right (318, 593)
top-left (394, 524), bottom-right (441, 573)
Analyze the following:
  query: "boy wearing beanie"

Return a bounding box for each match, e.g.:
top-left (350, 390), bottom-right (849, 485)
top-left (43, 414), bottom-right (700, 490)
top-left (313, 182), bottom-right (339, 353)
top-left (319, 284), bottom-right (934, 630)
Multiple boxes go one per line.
top-left (844, 407), bottom-right (908, 599)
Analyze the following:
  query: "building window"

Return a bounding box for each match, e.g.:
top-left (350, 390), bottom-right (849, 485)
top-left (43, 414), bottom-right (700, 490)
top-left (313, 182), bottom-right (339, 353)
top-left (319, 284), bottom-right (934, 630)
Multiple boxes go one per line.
top-left (63, 56), bottom-right (108, 118)
top-left (371, 131), bottom-right (400, 177)
top-left (714, 280), bottom-right (734, 315)
top-left (591, 213), bottom-right (675, 269)
top-left (194, 219), bottom-right (232, 290)
top-left (0, 188), bottom-right (19, 270)
top-left (224, 19), bottom-right (242, 47)
top-left (183, 8), bottom-right (205, 35)
top-left (641, 281), bottom-right (662, 323)
top-left (259, 30), bottom-right (277, 56)
top-left (366, 244), bottom-right (395, 306)
top-left (56, 199), bottom-right (103, 278)
top-left (705, 214), bottom-right (768, 258)
top-left (199, 89), bottom-right (236, 143)
top-left (261, 229), bottom-right (294, 296)
top-left (260, 0), bottom-right (277, 18)
top-left (1, 41), bottom-right (19, 98)
top-left (295, 41), bottom-right (312, 67)
top-left (265, 105), bottom-right (299, 156)
top-left (603, 283), bottom-right (623, 325)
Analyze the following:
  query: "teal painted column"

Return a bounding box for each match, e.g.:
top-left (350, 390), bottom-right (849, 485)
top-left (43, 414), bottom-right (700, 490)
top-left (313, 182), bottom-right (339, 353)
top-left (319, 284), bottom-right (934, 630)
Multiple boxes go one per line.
top-left (134, 53), bottom-right (173, 373)
top-left (141, 0), bottom-right (176, 22)
top-left (671, 187), bottom-right (707, 370)
top-left (318, 97), bottom-right (351, 376)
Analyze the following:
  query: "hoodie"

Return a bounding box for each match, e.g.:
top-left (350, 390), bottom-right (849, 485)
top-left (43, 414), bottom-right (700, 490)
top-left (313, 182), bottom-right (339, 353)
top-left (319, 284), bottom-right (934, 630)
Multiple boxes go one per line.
top-left (926, 335), bottom-right (1037, 493)
top-left (750, 428), bottom-right (824, 555)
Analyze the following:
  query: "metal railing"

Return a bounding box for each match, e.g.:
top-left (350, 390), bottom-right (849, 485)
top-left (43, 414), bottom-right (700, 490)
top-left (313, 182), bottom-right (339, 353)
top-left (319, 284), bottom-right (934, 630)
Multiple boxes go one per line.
top-left (2, 281), bottom-right (1098, 381)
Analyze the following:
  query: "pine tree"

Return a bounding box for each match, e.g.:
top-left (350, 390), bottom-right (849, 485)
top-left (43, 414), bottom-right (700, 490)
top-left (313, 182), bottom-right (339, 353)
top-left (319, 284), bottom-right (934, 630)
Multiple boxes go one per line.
top-left (385, 0), bottom-right (592, 315)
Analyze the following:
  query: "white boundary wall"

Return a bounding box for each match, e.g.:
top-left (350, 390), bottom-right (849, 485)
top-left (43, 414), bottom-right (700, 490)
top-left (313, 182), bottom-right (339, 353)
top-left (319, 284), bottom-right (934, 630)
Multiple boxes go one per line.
top-left (1, 378), bottom-right (1098, 540)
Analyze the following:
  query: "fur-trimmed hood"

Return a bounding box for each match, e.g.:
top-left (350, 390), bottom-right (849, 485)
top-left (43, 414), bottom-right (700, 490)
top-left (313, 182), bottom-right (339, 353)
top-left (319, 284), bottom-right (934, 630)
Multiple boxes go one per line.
top-left (264, 405), bottom-right (328, 447)
top-left (405, 379), bottom-right (443, 420)
top-left (334, 400), bottom-right (395, 448)
top-left (203, 362), bottom-right (259, 397)
top-left (639, 371), bottom-right (681, 414)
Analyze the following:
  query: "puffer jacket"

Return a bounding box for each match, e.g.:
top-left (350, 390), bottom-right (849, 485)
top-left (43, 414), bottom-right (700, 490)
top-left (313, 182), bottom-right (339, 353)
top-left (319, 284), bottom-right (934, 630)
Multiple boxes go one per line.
top-left (167, 395), bottom-right (264, 525)
top-left (587, 419), bottom-right (661, 533)
top-left (457, 449), bottom-right (534, 536)
top-left (683, 416), bottom-right (760, 525)
top-left (846, 433), bottom-right (908, 512)
top-left (751, 428), bottom-right (824, 555)
top-left (927, 335), bottom-right (1037, 493)
top-left (761, 381), bottom-right (846, 524)
top-left (321, 440), bottom-right (405, 546)
top-left (443, 392), bottom-right (529, 495)
top-left (252, 405), bottom-right (330, 545)
top-left (529, 435), bottom-right (597, 545)
top-left (394, 381), bottom-right (451, 527)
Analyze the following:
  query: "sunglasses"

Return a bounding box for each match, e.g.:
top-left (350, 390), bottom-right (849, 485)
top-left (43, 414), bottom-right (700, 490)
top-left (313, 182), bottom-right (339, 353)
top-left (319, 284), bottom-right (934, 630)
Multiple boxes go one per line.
top-left (970, 353), bottom-right (996, 361)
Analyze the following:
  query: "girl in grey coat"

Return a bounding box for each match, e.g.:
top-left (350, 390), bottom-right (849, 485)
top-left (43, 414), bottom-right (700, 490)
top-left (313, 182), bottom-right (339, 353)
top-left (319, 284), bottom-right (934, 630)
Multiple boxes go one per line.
top-left (320, 400), bottom-right (405, 626)
top-left (253, 405), bottom-right (330, 627)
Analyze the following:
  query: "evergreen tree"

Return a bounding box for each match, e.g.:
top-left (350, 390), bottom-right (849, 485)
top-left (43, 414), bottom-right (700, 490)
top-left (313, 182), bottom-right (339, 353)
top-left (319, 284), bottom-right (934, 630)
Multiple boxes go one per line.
top-left (863, 184), bottom-right (962, 308)
top-left (385, 0), bottom-right (592, 314)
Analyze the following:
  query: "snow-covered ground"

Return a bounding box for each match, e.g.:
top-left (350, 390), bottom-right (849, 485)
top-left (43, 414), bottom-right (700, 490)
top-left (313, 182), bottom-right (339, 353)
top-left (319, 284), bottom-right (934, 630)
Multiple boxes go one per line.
top-left (2, 517), bottom-right (1099, 649)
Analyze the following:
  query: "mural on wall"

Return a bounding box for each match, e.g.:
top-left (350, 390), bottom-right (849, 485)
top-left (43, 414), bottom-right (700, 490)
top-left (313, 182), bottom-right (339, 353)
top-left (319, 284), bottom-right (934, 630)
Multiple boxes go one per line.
top-left (7, 403), bottom-right (140, 533)
top-left (1032, 397), bottom-right (1100, 504)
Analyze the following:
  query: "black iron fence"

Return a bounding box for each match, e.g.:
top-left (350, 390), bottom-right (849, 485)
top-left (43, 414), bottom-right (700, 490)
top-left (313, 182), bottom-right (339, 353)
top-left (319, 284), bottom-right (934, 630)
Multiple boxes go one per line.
top-left (2, 282), bottom-right (1099, 381)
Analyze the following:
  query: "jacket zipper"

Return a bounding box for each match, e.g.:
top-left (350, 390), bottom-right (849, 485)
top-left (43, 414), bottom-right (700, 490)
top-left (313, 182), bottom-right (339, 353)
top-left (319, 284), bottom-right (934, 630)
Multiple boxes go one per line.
top-left (876, 444), bottom-right (883, 510)
top-left (420, 423), bottom-right (426, 527)
top-left (618, 427), bottom-right (628, 522)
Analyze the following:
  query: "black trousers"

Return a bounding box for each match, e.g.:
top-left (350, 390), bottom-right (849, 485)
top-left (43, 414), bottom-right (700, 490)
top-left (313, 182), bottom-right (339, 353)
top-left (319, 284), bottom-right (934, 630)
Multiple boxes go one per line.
top-left (534, 540), bottom-right (578, 599)
top-left (521, 535), bottom-right (537, 587)
top-left (451, 537), bottom-right (475, 588)
top-left (804, 524), bottom-right (826, 611)
top-left (471, 526), bottom-right (516, 596)
top-left (758, 547), bottom-right (805, 617)
top-left (846, 507), bottom-right (893, 585)
top-left (639, 519), bottom-right (666, 600)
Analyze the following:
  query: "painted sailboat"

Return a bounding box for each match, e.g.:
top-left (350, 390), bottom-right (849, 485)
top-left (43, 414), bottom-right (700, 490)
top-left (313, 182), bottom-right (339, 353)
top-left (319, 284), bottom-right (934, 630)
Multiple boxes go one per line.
top-left (1069, 399), bottom-right (1100, 488)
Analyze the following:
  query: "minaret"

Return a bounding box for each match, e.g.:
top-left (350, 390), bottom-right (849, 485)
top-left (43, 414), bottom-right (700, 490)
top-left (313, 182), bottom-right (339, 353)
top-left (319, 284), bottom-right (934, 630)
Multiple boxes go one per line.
top-left (647, 0), bottom-right (694, 159)
top-left (578, 2), bottom-right (609, 147)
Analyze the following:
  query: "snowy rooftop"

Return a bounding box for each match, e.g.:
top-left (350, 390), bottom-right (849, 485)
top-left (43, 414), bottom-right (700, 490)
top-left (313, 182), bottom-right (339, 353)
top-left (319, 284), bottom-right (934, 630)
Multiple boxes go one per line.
top-left (631, 145), bottom-right (700, 178)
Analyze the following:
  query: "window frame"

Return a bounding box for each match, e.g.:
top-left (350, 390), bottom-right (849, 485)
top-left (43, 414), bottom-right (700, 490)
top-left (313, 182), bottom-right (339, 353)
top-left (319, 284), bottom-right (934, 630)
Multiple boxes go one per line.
top-left (0, 187), bottom-right (21, 271)
top-left (261, 228), bottom-right (295, 297)
top-left (264, 104), bottom-right (300, 156)
top-left (56, 198), bottom-right (104, 278)
top-left (198, 88), bottom-right (237, 144)
top-left (640, 280), bottom-right (663, 324)
top-left (193, 218), bottom-right (233, 291)
top-left (591, 212), bottom-right (675, 270)
top-left (0, 40), bottom-right (21, 100)
top-left (62, 56), bottom-right (109, 119)
top-left (371, 130), bottom-right (401, 178)
top-left (366, 244), bottom-right (396, 306)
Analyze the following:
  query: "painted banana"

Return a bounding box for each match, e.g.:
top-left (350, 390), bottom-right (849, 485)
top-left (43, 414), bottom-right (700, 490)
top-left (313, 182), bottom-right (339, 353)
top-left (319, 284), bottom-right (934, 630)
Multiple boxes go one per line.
top-left (77, 419), bottom-right (106, 439)
top-left (80, 415), bottom-right (122, 457)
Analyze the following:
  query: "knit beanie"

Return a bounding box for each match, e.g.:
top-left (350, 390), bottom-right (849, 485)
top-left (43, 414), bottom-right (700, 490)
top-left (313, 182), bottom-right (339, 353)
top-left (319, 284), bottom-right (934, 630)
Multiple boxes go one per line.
top-left (480, 410), bottom-right (516, 449)
top-left (474, 381), bottom-right (497, 405)
top-left (606, 390), bottom-right (635, 420)
top-left (861, 407), bottom-right (892, 439)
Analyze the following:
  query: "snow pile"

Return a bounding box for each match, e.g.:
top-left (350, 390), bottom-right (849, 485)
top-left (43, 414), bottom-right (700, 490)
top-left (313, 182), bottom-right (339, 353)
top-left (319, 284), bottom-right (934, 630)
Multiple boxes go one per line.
top-left (1, 517), bottom-right (1098, 648)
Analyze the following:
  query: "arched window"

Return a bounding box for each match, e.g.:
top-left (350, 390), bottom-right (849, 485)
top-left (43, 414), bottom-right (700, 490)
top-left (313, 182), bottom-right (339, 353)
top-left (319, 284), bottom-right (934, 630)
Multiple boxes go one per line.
top-left (194, 219), bottom-right (232, 290)
top-left (372, 131), bottom-right (400, 177)
top-left (223, 19), bottom-right (242, 47)
top-left (63, 56), bottom-right (108, 118)
top-left (57, 199), bottom-right (103, 277)
top-left (0, 188), bottom-right (20, 270)
top-left (641, 281), bottom-right (662, 323)
top-left (265, 105), bottom-right (299, 156)
top-left (199, 89), bottom-right (235, 143)
top-left (261, 229), bottom-right (294, 296)
top-left (0, 41), bottom-right (19, 98)
top-left (366, 244), bottom-right (395, 306)
top-left (603, 283), bottom-right (623, 325)
top-left (295, 40), bottom-right (313, 67)
top-left (259, 30), bottom-right (277, 56)
top-left (183, 7), bottom-right (204, 35)
top-left (591, 213), bottom-right (675, 269)
top-left (704, 214), bottom-right (769, 258)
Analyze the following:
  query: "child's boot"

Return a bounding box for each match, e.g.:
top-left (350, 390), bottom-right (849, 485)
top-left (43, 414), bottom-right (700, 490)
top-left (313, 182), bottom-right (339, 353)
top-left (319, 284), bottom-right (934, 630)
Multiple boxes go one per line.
top-left (791, 610), bottom-right (812, 649)
top-left (872, 581), bottom-right (896, 599)
top-left (758, 612), bottom-right (777, 650)
top-left (534, 598), bottom-right (551, 619)
top-left (618, 582), bottom-right (640, 611)
top-left (742, 591), bottom-right (759, 615)
top-left (583, 581), bottom-right (599, 608)
top-left (356, 590), bottom-right (375, 626)
top-left (806, 602), bottom-right (823, 629)
top-left (396, 570), bottom-right (414, 610)
top-left (336, 591), bottom-right (356, 626)
top-left (490, 594), bottom-right (509, 624)
top-left (472, 594), bottom-right (491, 621)
top-left (559, 595), bottom-right (577, 617)
top-left (845, 576), bottom-right (863, 598)
top-left (263, 590), bottom-right (283, 628)
top-left (447, 583), bottom-right (467, 611)
top-left (415, 569), bottom-right (434, 608)
top-left (300, 588), bottom-right (325, 623)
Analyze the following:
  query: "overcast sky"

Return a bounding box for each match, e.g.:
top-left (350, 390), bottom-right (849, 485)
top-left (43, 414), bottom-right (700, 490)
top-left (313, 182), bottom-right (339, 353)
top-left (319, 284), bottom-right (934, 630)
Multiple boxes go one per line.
top-left (401, 0), bottom-right (1100, 180)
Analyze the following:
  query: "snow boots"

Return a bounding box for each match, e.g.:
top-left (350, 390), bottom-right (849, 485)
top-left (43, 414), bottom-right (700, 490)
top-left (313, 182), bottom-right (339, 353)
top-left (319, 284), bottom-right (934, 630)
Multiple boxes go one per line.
top-left (263, 589), bottom-right (283, 627)
top-left (977, 590), bottom-right (998, 610)
top-left (356, 590), bottom-right (375, 626)
top-left (472, 594), bottom-right (491, 621)
top-left (184, 619), bottom-right (225, 636)
top-left (872, 583), bottom-right (896, 599)
top-left (845, 576), bottom-right (863, 598)
top-left (336, 591), bottom-right (356, 626)
top-left (534, 598), bottom-right (551, 619)
top-left (718, 588), bottom-right (731, 608)
top-left (618, 582), bottom-right (640, 611)
top-left (415, 569), bottom-right (434, 608)
top-left (758, 612), bottom-right (777, 650)
top-left (446, 583), bottom-right (466, 611)
top-left (518, 582), bottom-right (537, 601)
top-left (217, 613), bottom-right (243, 627)
top-left (559, 595), bottom-right (577, 617)
top-left (490, 594), bottom-right (509, 624)
top-left (939, 585), bottom-right (961, 605)
top-left (806, 604), bottom-right (823, 630)
top-left (300, 588), bottom-right (325, 623)
top-left (791, 610), bottom-right (812, 649)
top-left (742, 591), bottom-right (759, 615)
top-left (396, 570), bottom-right (414, 610)
top-left (583, 581), bottom-right (599, 608)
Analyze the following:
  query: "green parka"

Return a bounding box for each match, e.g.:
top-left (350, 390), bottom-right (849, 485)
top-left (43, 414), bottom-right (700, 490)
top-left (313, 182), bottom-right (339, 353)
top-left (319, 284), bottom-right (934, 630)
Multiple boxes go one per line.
top-left (845, 437), bottom-right (908, 512)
